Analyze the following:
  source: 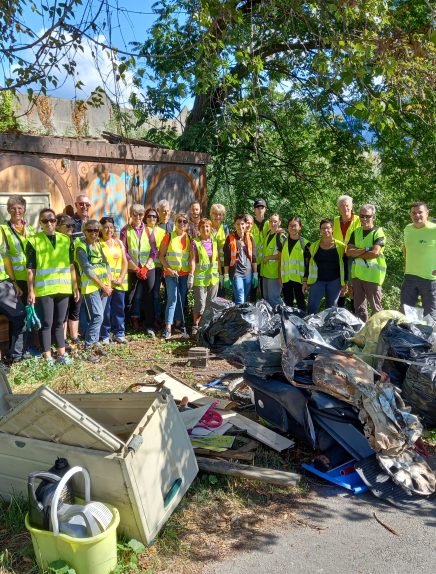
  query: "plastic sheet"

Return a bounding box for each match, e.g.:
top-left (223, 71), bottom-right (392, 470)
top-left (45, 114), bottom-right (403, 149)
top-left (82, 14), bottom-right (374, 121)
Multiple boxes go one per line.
top-left (306, 307), bottom-right (364, 350)
top-left (403, 353), bottom-right (436, 428)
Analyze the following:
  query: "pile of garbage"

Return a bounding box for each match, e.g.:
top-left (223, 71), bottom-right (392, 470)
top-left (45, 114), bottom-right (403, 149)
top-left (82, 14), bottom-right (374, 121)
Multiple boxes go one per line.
top-left (199, 300), bottom-right (436, 503)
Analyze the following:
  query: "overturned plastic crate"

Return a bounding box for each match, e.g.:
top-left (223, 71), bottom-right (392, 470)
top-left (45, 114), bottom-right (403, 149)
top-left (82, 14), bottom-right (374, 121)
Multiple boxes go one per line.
top-left (0, 385), bottom-right (198, 544)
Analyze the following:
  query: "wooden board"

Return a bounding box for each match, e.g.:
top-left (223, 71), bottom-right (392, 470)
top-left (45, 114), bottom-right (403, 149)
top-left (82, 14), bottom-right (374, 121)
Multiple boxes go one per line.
top-left (153, 373), bottom-right (205, 402)
top-left (220, 412), bottom-right (294, 452)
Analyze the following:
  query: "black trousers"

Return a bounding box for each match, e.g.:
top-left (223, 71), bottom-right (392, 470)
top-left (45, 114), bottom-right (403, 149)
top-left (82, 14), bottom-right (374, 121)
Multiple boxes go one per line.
top-left (0, 279), bottom-right (26, 360)
top-left (36, 294), bottom-right (69, 352)
top-left (282, 280), bottom-right (306, 312)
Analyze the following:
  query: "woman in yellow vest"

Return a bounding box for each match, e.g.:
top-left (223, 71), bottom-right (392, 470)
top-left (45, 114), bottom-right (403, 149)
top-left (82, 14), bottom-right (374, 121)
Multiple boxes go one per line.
top-left (120, 204), bottom-right (158, 337)
top-left (145, 207), bottom-right (166, 333)
top-left (210, 203), bottom-right (229, 293)
top-left (27, 208), bottom-right (79, 365)
top-left (260, 213), bottom-right (286, 306)
top-left (188, 218), bottom-right (220, 336)
top-left (278, 216), bottom-right (311, 311)
top-left (303, 218), bottom-right (347, 315)
top-left (99, 216), bottom-right (128, 344)
top-left (75, 219), bottom-right (112, 357)
top-left (159, 212), bottom-right (191, 340)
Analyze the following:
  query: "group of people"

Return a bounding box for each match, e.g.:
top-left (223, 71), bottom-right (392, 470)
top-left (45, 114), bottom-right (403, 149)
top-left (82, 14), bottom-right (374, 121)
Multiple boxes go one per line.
top-left (0, 192), bottom-right (435, 366)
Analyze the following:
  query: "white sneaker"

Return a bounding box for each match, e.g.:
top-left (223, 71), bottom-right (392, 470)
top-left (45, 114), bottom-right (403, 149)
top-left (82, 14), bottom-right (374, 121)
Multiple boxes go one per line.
top-left (101, 338), bottom-right (111, 346)
top-left (114, 336), bottom-right (127, 344)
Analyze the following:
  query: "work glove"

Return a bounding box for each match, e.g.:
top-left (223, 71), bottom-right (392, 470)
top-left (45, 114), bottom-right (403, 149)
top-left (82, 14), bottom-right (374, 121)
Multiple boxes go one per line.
top-left (25, 304), bottom-right (41, 332)
top-left (219, 274), bottom-right (224, 289)
top-left (187, 274), bottom-right (194, 290)
top-left (223, 273), bottom-right (232, 290)
top-left (136, 266), bottom-right (149, 280)
top-left (252, 272), bottom-right (259, 289)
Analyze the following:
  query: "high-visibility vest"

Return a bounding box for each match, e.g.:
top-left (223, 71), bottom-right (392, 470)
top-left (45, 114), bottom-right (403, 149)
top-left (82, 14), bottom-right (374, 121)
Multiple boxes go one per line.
top-left (100, 239), bottom-right (128, 291)
top-left (165, 231), bottom-right (191, 273)
top-left (1, 223), bottom-right (35, 281)
top-left (332, 215), bottom-right (361, 244)
top-left (351, 227), bottom-right (386, 285)
top-left (261, 231), bottom-right (285, 279)
top-left (281, 236), bottom-right (309, 284)
top-left (28, 232), bottom-right (72, 297)
top-left (147, 225), bottom-right (166, 268)
top-left (75, 240), bottom-right (109, 294)
top-left (227, 234), bottom-right (254, 268)
top-left (0, 243), bottom-right (7, 281)
top-left (212, 223), bottom-right (228, 266)
top-left (193, 238), bottom-right (219, 287)
top-left (308, 240), bottom-right (346, 286)
top-left (252, 219), bottom-right (270, 261)
top-left (126, 226), bottom-right (151, 267)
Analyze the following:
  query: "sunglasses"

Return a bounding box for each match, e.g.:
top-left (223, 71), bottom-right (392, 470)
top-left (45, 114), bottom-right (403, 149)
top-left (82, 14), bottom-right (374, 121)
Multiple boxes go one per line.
top-left (177, 219), bottom-right (188, 224)
top-left (78, 202), bottom-right (91, 208)
top-left (359, 214), bottom-right (373, 219)
top-left (41, 218), bottom-right (56, 224)
top-left (64, 223), bottom-right (75, 229)
top-left (146, 214), bottom-right (158, 218)
top-left (85, 229), bottom-right (99, 233)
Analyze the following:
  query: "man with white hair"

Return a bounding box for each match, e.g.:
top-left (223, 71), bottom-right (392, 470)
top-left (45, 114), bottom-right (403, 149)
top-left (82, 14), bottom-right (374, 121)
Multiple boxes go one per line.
top-left (346, 204), bottom-right (386, 322)
top-left (333, 194), bottom-right (361, 307)
top-left (72, 194), bottom-right (91, 240)
top-left (157, 199), bottom-right (174, 234)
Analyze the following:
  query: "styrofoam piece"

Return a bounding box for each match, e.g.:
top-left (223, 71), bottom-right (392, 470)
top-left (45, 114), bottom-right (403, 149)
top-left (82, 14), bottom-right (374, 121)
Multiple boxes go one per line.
top-left (0, 386), bottom-right (124, 452)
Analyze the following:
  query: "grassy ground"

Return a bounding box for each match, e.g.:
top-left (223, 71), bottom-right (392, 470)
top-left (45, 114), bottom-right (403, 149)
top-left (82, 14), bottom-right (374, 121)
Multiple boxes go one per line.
top-left (0, 332), bottom-right (314, 574)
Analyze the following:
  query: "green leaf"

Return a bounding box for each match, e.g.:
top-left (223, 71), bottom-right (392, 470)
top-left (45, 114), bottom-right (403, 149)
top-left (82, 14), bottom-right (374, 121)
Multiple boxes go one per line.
top-left (127, 538), bottom-right (146, 554)
top-left (48, 560), bottom-right (76, 574)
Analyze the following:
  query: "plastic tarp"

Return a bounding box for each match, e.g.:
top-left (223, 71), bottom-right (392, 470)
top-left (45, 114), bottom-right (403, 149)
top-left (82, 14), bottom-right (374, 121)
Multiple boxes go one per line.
top-left (306, 308), bottom-right (364, 350)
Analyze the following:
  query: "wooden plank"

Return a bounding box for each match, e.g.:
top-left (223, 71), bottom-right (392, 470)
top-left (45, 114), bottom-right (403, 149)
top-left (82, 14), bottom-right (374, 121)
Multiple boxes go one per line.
top-left (0, 134), bottom-right (210, 165)
top-left (194, 449), bottom-right (254, 463)
top-left (220, 412), bottom-right (294, 452)
top-left (153, 373), bottom-right (205, 402)
top-left (196, 457), bottom-right (300, 487)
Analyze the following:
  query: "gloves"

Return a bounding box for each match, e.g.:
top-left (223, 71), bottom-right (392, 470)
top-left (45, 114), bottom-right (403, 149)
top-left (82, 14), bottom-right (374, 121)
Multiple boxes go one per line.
top-left (25, 304), bottom-right (41, 332)
top-left (252, 272), bottom-right (259, 289)
top-left (223, 273), bottom-right (232, 290)
top-left (187, 274), bottom-right (194, 289)
top-left (136, 266), bottom-right (149, 280)
top-left (219, 274), bottom-right (224, 289)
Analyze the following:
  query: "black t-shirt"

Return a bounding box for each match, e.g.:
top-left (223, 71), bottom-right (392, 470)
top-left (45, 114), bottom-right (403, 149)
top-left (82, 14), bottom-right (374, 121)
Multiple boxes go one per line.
top-left (314, 246), bottom-right (341, 282)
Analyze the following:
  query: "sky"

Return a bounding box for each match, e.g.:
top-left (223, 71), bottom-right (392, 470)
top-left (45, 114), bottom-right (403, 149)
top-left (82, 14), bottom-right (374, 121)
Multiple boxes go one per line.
top-left (5, 1), bottom-right (159, 105)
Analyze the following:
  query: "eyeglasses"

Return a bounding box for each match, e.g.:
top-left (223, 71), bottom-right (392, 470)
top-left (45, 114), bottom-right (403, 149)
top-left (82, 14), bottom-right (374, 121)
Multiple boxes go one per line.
top-left (41, 218), bottom-right (56, 224)
top-left (177, 219), bottom-right (188, 224)
top-left (146, 214), bottom-right (158, 219)
top-left (65, 223), bottom-right (75, 229)
top-left (85, 229), bottom-right (99, 233)
top-left (78, 202), bottom-right (91, 208)
top-left (359, 214), bottom-right (373, 219)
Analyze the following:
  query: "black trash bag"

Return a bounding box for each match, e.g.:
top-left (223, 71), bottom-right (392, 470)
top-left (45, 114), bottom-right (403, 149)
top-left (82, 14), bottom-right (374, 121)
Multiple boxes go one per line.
top-left (199, 297), bottom-right (234, 329)
top-left (280, 308), bottom-right (329, 382)
top-left (403, 353), bottom-right (436, 428)
top-left (377, 320), bottom-right (433, 387)
top-left (221, 333), bottom-right (283, 377)
top-left (306, 307), bottom-right (364, 350)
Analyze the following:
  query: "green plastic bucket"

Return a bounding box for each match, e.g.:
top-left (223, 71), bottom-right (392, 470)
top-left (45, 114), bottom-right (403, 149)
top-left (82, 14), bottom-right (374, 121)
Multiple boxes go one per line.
top-left (25, 504), bottom-right (119, 574)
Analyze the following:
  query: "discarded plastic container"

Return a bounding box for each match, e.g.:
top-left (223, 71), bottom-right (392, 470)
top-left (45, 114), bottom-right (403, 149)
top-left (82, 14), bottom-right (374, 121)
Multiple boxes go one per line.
top-left (25, 502), bottom-right (119, 574)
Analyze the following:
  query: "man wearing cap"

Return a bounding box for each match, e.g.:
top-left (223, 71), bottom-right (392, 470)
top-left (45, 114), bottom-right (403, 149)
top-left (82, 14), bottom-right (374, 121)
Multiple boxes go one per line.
top-left (401, 202), bottom-right (436, 320)
top-left (252, 198), bottom-right (270, 298)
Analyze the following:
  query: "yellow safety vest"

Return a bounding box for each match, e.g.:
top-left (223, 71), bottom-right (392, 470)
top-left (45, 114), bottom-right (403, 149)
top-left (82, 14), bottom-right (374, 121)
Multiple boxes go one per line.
top-left (281, 236), bottom-right (309, 284)
top-left (165, 231), bottom-right (190, 273)
top-left (100, 239), bottom-right (128, 291)
top-left (0, 238), bottom-right (8, 281)
top-left (332, 215), bottom-right (361, 244)
top-left (308, 240), bottom-right (346, 286)
top-left (147, 226), bottom-right (166, 268)
top-left (193, 238), bottom-right (219, 287)
top-left (75, 240), bottom-right (109, 295)
top-left (1, 223), bottom-right (35, 281)
top-left (252, 220), bottom-right (270, 262)
top-left (28, 232), bottom-right (72, 297)
top-left (126, 226), bottom-right (151, 267)
top-left (351, 227), bottom-right (386, 285)
top-left (261, 231), bottom-right (284, 279)
top-left (212, 223), bottom-right (228, 267)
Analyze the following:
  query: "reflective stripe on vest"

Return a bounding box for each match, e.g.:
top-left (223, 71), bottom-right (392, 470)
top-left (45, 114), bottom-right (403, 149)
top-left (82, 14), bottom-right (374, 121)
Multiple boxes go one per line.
top-left (0, 253), bottom-right (7, 281)
top-left (193, 238), bottom-right (219, 287)
top-left (281, 237), bottom-right (308, 284)
top-left (213, 223), bottom-right (228, 265)
top-left (126, 226), bottom-right (151, 267)
top-left (252, 220), bottom-right (270, 261)
top-left (228, 234), bottom-right (254, 268)
top-left (308, 240), bottom-right (346, 286)
top-left (29, 232), bottom-right (72, 296)
top-left (75, 240), bottom-right (109, 294)
top-left (351, 227), bottom-right (386, 285)
top-left (261, 231), bottom-right (281, 279)
top-left (100, 239), bottom-right (128, 292)
top-left (147, 225), bottom-right (166, 268)
top-left (165, 231), bottom-right (191, 272)
top-left (1, 223), bottom-right (35, 281)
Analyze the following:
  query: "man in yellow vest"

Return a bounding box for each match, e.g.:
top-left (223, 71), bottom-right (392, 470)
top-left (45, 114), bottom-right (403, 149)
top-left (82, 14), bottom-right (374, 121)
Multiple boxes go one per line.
top-left (252, 198), bottom-right (270, 298)
top-left (401, 202), bottom-right (436, 320)
top-left (346, 204), bottom-right (386, 322)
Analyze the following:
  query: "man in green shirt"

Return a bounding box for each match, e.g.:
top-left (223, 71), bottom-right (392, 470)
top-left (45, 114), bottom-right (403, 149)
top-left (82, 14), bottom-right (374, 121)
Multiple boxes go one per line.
top-left (401, 202), bottom-right (436, 320)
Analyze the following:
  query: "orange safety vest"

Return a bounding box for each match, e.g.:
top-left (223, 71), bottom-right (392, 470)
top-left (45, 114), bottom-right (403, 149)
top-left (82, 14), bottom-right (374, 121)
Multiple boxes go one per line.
top-left (228, 234), bottom-right (254, 267)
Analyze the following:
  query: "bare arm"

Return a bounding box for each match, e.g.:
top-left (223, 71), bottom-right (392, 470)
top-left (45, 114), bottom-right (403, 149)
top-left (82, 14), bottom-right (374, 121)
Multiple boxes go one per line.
top-left (346, 243), bottom-right (382, 259)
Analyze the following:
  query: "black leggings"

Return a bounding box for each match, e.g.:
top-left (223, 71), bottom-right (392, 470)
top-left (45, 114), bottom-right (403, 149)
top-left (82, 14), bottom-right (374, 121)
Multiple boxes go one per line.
top-left (36, 294), bottom-right (70, 352)
top-left (282, 280), bottom-right (306, 311)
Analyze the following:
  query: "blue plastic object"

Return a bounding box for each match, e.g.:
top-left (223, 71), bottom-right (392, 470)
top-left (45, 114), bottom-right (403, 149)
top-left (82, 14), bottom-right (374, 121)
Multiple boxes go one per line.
top-left (302, 460), bottom-right (368, 494)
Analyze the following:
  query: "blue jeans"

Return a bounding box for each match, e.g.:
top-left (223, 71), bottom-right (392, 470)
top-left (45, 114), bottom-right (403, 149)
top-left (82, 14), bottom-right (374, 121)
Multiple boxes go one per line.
top-left (307, 279), bottom-right (341, 315)
top-left (83, 290), bottom-right (108, 347)
top-left (165, 275), bottom-right (188, 326)
top-left (100, 289), bottom-right (126, 340)
top-left (232, 274), bottom-right (252, 304)
top-left (262, 277), bottom-right (283, 307)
